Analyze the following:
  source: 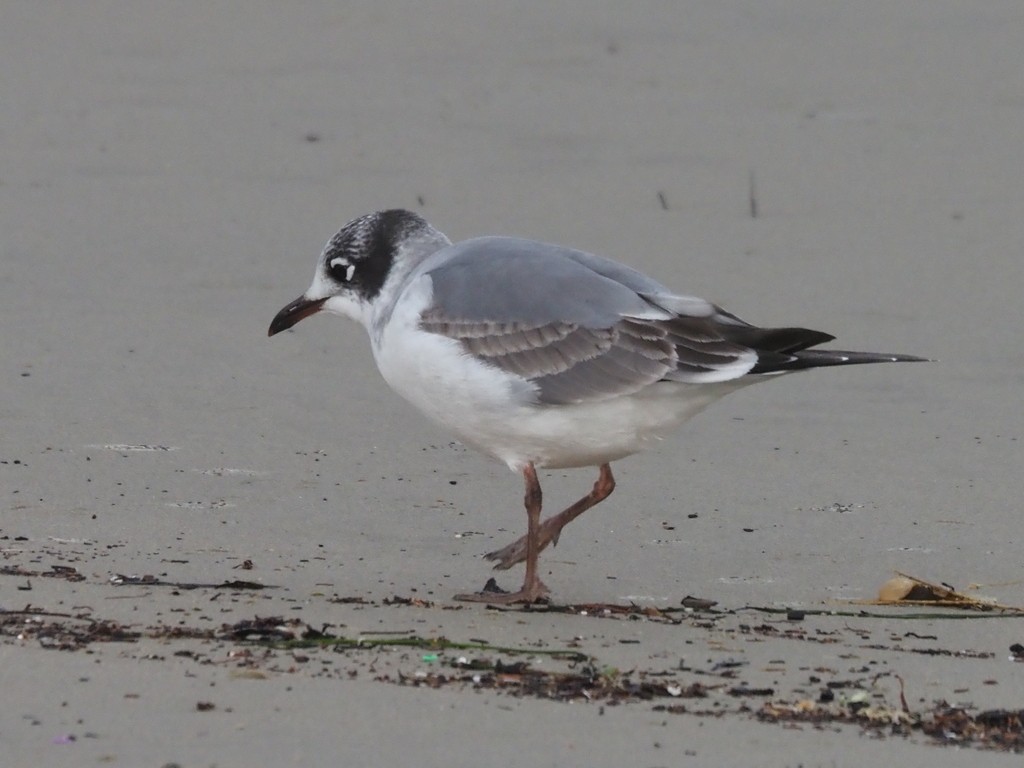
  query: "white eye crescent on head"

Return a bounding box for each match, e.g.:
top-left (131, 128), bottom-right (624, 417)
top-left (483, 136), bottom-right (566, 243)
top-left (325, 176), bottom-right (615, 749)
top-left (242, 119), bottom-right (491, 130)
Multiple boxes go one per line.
top-left (328, 256), bottom-right (356, 284)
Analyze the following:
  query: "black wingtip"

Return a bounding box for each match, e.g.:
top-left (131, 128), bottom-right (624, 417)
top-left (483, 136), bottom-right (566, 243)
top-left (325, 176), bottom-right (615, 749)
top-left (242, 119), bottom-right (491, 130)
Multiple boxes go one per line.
top-left (759, 349), bottom-right (933, 373)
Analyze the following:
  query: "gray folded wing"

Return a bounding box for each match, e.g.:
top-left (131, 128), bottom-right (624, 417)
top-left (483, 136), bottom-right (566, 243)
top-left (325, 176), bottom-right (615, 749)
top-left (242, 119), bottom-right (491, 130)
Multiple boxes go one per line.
top-left (416, 237), bottom-right (767, 405)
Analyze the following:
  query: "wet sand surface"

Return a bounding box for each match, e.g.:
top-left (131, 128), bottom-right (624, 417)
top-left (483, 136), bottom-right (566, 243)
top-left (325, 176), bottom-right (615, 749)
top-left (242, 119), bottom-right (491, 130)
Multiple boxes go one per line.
top-left (3, 3), bottom-right (1024, 766)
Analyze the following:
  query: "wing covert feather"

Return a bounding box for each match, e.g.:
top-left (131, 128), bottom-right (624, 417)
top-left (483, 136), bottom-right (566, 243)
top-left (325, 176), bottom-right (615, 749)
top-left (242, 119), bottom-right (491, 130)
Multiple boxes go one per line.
top-left (414, 242), bottom-right (785, 402)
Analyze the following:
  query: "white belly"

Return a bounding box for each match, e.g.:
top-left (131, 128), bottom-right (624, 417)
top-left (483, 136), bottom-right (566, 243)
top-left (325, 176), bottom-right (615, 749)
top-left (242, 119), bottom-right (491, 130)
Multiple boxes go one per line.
top-left (460, 380), bottom-right (755, 470)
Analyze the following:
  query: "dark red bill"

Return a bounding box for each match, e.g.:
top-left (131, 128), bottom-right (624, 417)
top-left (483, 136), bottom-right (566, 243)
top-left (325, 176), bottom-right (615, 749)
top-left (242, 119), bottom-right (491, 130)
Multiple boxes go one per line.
top-left (268, 296), bottom-right (327, 337)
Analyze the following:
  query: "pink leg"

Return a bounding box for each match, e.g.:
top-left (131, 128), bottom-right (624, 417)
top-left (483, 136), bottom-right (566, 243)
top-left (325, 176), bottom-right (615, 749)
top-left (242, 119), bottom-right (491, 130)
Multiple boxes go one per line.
top-left (484, 464), bottom-right (615, 571)
top-left (455, 463), bottom-right (550, 604)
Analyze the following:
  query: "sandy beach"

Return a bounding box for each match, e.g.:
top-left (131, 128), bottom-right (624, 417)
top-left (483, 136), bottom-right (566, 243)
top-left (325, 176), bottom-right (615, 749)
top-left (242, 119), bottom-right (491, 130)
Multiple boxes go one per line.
top-left (3, 2), bottom-right (1024, 765)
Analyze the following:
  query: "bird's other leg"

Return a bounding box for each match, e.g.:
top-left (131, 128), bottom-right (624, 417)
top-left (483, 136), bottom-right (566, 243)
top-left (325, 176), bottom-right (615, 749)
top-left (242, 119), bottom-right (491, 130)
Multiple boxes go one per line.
top-left (484, 464), bottom-right (615, 571)
top-left (455, 463), bottom-right (550, 604)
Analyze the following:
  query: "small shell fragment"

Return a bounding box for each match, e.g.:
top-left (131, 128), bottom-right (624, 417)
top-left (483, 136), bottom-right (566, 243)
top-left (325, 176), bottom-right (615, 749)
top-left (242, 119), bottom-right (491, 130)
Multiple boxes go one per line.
top-left (878, 575), bottom-right (918, 601)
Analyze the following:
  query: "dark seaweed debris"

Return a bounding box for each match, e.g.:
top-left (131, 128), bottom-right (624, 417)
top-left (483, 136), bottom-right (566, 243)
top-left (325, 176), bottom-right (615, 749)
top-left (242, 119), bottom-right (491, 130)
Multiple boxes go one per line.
top-left (0, 564), bottom-right (86, 582)
top-left (922, 706), bottom-right (1024, 750)
top-left (1, 611), bottom-right (140, 650)
top-left (4, 582), bottom-right (1024, 754)
top-left (391, 661), bottom-right (712, 705)
top-left (758, 697), bottom-right (1024, 752)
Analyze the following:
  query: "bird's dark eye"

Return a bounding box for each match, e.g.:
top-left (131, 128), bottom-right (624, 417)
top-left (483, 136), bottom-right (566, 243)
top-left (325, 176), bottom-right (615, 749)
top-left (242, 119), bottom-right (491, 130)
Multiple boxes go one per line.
top-left (328, 256), bottom-right (356, 283)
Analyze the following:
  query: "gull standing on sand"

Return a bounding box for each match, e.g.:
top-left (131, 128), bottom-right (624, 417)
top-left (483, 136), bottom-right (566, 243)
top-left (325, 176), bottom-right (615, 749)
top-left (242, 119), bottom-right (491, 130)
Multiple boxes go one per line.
top-left (269, 209), bottom-right (925, 603)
